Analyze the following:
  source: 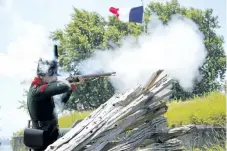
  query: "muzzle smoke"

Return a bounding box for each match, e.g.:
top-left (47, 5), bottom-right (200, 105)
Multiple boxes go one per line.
top-left (78, 14), bottom-right (207, 93)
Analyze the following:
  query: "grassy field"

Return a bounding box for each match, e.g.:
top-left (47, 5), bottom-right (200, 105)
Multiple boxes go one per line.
top-left (58, 110), bottom-right (92, 128)
top-left (11, 92), bottom-right (226, 151)
top-left (165, 91), bottom-right (226, 127)
top-left (58, 91), bottom-right (226, 128)
top-left (12, 92), bottom-right (226, 133)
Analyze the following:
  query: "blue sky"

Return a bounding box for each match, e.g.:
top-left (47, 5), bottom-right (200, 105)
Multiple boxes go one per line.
top-left (0, 0), bottom-right (225, 138)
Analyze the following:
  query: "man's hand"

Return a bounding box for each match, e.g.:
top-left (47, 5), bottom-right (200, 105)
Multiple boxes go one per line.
top-left (78, 76), bottom-right (85, 83)
top-left (70, 83), bottom-right (76, 91)
top-left (70, 76), bottom-right (84, 92)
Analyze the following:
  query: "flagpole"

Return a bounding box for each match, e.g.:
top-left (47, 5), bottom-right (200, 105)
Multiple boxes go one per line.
top-left (141, 0), bottom-right (146, 33)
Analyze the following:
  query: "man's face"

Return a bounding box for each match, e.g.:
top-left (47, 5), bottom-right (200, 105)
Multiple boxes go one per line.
top-left (43, 75), bottom-right (57, 83)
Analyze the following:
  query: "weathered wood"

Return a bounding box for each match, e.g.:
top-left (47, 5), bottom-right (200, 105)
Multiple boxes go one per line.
top-left (104, 116), bottom-right (168, 151)
top-left (156, 125), bottom-right (196, 143)
top-left (71, 120), bottom-right (82, 128)
top-left (46, 85), bottom-right (144, 151)
top-left (105, 122), bottom-right (196, 151)
top-left (142, 69), bottom-right (164, 91)
top-left (137, 139), bottom-right (184, 151)
top-left (44, 70), bottom-right (193, 151)
top-left (82, 107), bottom-right (168, 151)
top-left (12, 125), bottom-right (226, 151)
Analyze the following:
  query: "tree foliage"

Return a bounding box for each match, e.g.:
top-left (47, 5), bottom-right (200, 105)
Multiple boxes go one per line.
top-left (50, 8), bottom-right (112, 110)
top-left (145, 0), bottom-right (226, 100)
top-left (50, 7), bottom-right (144, 110)
top-left (17, 89), bottom-right (29, 114)
top-left (16, 0), bottom-right (224, 111)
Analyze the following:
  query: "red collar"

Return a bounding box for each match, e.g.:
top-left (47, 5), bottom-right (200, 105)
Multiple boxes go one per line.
top-left (31, 77), bottom-right (45, 86)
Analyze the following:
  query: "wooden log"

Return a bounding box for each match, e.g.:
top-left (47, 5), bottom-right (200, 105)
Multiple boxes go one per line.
top-left (156, 125), bottom-right (196, 143)
top-left (82, 106), bottom-right (168, 151)
top-left (104, 116), bottom-right (168, 151)
top-left (44, 70), bottom-right (186, 151)
top-left (45, 86), bottom-right (144, 151)
top-left (104, 122), bottom-right (196, 151)
top-left (47, 88), bottom-right (142, 150)
top-left (137, 139), bottom-right (184, 151)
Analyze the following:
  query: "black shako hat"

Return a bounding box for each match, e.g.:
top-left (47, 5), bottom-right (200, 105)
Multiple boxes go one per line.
top-left (36, 45), bottom-right (60, 76)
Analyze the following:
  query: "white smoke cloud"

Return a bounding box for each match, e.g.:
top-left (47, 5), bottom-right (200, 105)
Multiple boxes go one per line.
top-left (78, 14), bottom-right (207, 93)
top-left (0, 17), bottom-right (55, 80)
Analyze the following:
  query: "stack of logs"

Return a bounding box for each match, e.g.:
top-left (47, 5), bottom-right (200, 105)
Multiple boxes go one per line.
top-left (45, 70), bottom-right (196, 151)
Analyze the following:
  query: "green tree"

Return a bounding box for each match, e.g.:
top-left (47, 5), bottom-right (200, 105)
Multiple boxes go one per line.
top-left (17, 89), bottom-right (29, 114)
top-left (50, 8), bottom-right (115, 110)
top-left (145, 0), bottom-right (226, 100)
top-left (50, 8), bottom-right (145, 110)
top-left (20, 0), bottom-right (225, 112)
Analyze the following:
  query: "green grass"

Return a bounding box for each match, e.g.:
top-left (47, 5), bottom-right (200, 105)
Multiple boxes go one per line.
top-left (11, 92), bottom-right (226, 151)
top-left (193, 144), bottom-right (226, 151)
top-left (58, 92), bottom-right (226, 128)
top-left (164, 92), bottom-right (226, 127)
top-left (58, 110), bottom-right (92, 128)
top-left (13, 92), bottom-right (226, 133)
top-left (57, 92), bottom-right (226, 128)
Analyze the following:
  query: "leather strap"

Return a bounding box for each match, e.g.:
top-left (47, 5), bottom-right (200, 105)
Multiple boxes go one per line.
top-left (32, 119), bottom-right (58, 129)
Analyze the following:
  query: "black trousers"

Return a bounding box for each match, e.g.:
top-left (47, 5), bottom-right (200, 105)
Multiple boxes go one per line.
top-left (32, 126), bottom-right (71, 151)
top-left (31, 119), bottom-right (71, 151)
top-left (32, 127), bottom-right (58, 151)
top-left (32, 119), bottom-right (59, 151)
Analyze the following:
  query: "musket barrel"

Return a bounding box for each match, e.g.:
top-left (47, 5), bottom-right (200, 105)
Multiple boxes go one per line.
top-left (66, 72), bottom-right (116, 83)
top-left (81, 72), bottom-right (116, 79)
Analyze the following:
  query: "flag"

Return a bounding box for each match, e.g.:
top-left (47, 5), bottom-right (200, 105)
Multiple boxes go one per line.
top-left (109, 6), bottom-right (143, 23)
top-left (129, 6), bottom-right (143, 23)
top-left (109, 7), bottom-right (119, 18)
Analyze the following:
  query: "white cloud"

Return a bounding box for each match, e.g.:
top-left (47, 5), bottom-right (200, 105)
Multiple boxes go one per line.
top-left (0, 16), bottom-right (55, 80)
top-left (0, 3), bottom-right (55, 137)
top-left (0, 0), bottom-right (12, 13)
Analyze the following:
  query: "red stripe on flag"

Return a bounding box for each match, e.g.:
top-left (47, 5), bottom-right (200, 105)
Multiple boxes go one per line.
top-left (109, 7), bottom-right (119, 18)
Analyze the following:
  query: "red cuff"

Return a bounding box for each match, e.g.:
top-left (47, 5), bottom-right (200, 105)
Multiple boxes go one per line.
top-left (70, 84), bottom-right (76, 91)
top-left (40, 84), bottom-right (48, 92)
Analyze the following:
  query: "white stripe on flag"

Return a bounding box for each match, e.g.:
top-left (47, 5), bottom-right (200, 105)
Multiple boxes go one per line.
top-left (118, 8), bottom-right (131, 22)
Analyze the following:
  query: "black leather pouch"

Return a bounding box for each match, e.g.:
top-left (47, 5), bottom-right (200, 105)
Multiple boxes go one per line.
top-left (23, 128), bottom-right (45, 150)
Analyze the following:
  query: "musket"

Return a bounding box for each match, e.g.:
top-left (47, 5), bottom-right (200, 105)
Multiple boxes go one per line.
top-left (54, 45), bottom-right (116, 84)
top-left (66, 72), bottom-right (116, 84)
